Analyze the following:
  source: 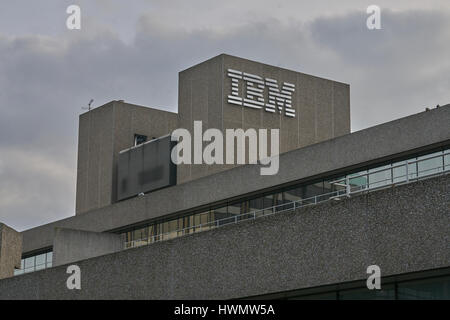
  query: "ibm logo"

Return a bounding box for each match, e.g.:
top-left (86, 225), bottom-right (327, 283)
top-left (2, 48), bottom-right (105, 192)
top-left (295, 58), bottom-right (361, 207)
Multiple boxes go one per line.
top-left (227, 69), bottom-right (296, 118)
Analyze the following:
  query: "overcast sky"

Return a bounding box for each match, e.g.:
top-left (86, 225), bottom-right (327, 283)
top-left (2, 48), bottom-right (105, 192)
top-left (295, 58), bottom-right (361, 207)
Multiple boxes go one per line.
top-left (0, 0), bottom-right (449, 231)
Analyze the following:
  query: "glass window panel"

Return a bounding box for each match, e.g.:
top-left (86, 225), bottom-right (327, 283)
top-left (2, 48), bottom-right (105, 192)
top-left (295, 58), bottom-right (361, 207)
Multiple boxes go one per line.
top-left (339, 285), bottom-right (395, 300)
top-left (166, 219), bottom-right (178, 239)
top-left (198, 211), bottom-right (212, 230)
top-left (348, 171), bottom-right (368, 190)
top-left (133, 227), bottom-right (149, 246)
top-left (35, 253), bottom-right (46, 266)
top-left (278, 192), bottom-right (294, 210)
top-left (24, 268), bottom-right (34, 273)
top-left (284, 185), bottom-right (303, 202)
top-left (193, 214), bottom-right (201, 229)
top-left (160, 222), bottom-right (168, 240)
top-left (368, 165), bottom-right (392, 188)
top-left (303, 182), bottom-right (324, 200)
top-left (392, 161), bottom-right (407, 183)
top-left (228, 202), bottom-right (241, 215)
top-left (133, 228), bottom-right (146, 241)
top-left (266, 192), bottom-right (289, 212)
top-left (211, 205), bottom-right (228, 221)
top-left (444, 149), bottom-right (450, 171)
top-left (168, 219), bottom-right (178, 232)
top-left (148, 225), bottom-right (156, 238)
top-left (248, 197), bottom-right (264, 212)
top-left (417, 151), bottom-right (444, 177)
top-left (199, 211), bottom-right (209, 224)
top-left (329, 176), bottom-right (346, 193)
top-left (155, 223), bottom-right (162, 235)
top-left (262, 194), bottom-right (274, 211)
top-left (408, 160), bottom-right (418, 180)
top-left (35, 264), bottom-right (46, 271)
top-left (150, 224), bottom-right (159, 242)
top-left (214, 205), bottom-right (235, 226)
top-left (46, 261), bottom-right (52, 268)
top-left (188, 215), bottom-right (195, 230)
top-left (323, 180), bottom-right (333, 195)
top-left (208, 211), bottom-right (215, 224)
top-left (125, 231), bottom-right (133, 243)
top-left (178, 216), bottom-right (193, 234)
top-left (161, 222), bottom-right (169, 234)
top-left (272, 192), bottom-right (283, 207)
top-left (14, 269), bottom-right (24, 276)
top-left (24, 256), bottom-right (35, 269)
top-left (46, 252), bottom-right (53, 263)
top-left (398, 276), bottom-right (450, 300)
top-left (209, 211), bottom-right (215, 223)
top-left (290, 292), bottom-right (337, 300)
top-left (176, 217), bottom-right (184, 236)
top-left (240, 200), bottom-right (250, 214)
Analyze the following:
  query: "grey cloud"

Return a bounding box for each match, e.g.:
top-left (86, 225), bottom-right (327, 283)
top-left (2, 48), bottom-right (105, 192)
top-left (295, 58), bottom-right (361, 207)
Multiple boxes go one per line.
top-left (309, 9), bottom-right (450, 129)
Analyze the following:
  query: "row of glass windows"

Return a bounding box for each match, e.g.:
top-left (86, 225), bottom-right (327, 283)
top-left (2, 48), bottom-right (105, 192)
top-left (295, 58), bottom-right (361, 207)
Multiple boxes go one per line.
top-left (14, 251), bottom-right (53, 276)
top-left (288, 275), bottom-right (450, 300)
top-left (12, 149), bottom-right (450, 274)
top-left (340, 150), bottom-right (450, 189)
top-left (123, 148), bottom-right (450, 246)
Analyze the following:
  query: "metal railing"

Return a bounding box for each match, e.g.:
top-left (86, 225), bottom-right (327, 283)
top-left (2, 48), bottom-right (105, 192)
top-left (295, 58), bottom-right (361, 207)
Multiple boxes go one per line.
top-left (125, 151), bottom-right (450, 249)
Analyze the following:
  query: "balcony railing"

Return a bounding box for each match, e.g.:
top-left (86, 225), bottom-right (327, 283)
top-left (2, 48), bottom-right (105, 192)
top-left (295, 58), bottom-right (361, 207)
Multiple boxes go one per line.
top-left (125, 151), bottom-right (450, 249)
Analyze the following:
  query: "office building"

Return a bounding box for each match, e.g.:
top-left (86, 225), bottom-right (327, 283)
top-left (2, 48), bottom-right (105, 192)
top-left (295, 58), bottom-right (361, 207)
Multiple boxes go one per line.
top-left (0, 54), bottom-right (448, 299)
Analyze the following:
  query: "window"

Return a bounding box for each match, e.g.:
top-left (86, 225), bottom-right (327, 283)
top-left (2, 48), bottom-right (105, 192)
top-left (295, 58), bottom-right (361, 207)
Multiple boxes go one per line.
top-left (213, 205), bottom-right (233, 226)
top-left (119, 147), bottom-right (450, 248)
top-left (339, 285), bottom-right (395, 300)
top-left (199, 210), bottom-right (213, 230)
top-left (24, 256), bottom-right (35, 273)
top-left (249, 197), bottom-right (264, 214)
top-left (35, 253), bottom-right (46, 271)
top-left (368, 164), bottom-right (392, 188)
top-left (397, 276), bottom-right (450, 300)
top-left (303, 182), bottom-right (324, 199)
top-left (134, 134), bottom-right (147, 146)
top-left (14, 251), bottom-right (53, 276)
top-left (392, 161), bottom-right (407, 183)
top-left (348, 171), bottom-right (368, 190)
top-left (133, 227), bottom-right (148, 246)
top-left (417, 151), bottom-right (444, 177)
top-left (289, 292), bottom-right (337, 300)
top-left (284, 184), bottom-right (303, 202)
top-left (46, 252), bottom-right (53, 268)
top-left (228, 201), bottom-right (242, 216)
top-left (445, 149), bottom-right (450, 170)
top-left (253, 273), bottom-right (450, 300)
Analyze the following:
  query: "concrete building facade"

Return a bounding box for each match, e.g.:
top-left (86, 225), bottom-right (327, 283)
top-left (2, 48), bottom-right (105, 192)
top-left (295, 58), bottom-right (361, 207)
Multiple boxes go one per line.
top-left (0, 224), bottom-right (22, 280)
top-left (177, 54), bottom-right (350, 183)
top-left (0, 54), bottom-right (448, 299)
top-left (76, 100), bottom-right (178, 214)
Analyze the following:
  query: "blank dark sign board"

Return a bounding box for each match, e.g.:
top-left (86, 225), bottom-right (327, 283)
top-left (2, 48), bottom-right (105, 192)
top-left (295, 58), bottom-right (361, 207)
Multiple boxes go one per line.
top-left (117, 135), bottom-right (176, 201)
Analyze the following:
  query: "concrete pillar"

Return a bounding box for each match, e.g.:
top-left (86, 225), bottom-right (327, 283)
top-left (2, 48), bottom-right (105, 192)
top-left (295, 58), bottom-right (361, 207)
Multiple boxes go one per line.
top-left (0, 223), bottom-right (23, 279)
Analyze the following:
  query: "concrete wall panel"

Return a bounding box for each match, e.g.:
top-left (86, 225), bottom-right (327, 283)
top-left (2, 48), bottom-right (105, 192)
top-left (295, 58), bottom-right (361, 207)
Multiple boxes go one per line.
top-left (53, 228), bottom-right (123, 267)
top-left (177, 54), bottom-right (351, 184)
top-left (1, 175), bottom-right (449, 299)
top-left (0, 224), bottom-right (23, 280)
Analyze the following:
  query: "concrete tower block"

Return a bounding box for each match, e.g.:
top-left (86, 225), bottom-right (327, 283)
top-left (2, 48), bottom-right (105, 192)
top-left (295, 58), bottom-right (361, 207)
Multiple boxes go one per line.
top-left (0, 223), bottom-right (23, 280)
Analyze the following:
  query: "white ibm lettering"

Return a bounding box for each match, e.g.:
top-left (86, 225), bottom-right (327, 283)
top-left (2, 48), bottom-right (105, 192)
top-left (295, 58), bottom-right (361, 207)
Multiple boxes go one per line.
top-left (227, 69), bottom-right (296, 118)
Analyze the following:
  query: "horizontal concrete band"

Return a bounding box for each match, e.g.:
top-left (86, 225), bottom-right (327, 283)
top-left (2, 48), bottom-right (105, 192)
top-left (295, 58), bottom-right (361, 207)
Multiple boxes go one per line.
top-left (2, 175), bottom-right (449, 299)
top-left (21, 105), bottom-right (450, 253)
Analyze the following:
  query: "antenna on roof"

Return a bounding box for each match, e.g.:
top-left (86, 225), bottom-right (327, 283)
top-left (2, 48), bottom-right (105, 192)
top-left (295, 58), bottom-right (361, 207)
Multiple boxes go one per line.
top-left (82, 99), bottom-right (94, 111)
